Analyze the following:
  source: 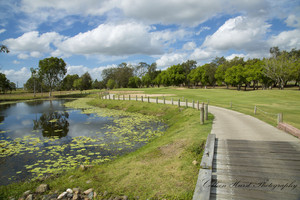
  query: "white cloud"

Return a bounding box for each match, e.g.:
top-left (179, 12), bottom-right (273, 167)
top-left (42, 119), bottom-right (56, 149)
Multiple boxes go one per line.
top-left (13, 60), bottom-right (20, 64)
top-left (156, 53), bottom-right (187, 69)
top-left (285, 14), bottom-right (300, 28)
top-left (17, 53), bottom-right (29, 60)
top-left (118, 0), bottom-right (269, 26)
top-left (0, 67), bottom-right (31, 86)
top-left (190, 48), bottom-right (215, 61)
top-left (226, 53), bottom-right (246, 60)
top-left (57, 22), bottom-right (163, 56)
top-left (203, 16), bottom-right (270, 52)
top-left (3, 31), bottom-right (64, 58)
top-left (183, 42), bottom-right (196, 51)
top-left (67, 64), bottom-right (117, 80)
top-left (268, 29), bottom-right (300, 50)
top-left (0, 28), bottom-right (6, 34)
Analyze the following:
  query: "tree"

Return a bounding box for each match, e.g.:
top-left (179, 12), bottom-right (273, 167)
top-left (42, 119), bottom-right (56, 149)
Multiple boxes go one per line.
top-left (92, 79), bottom-right (104, 89)
top-left (181, 60), bottom-right (197, 85)
top-left (225, 64), bottom-right (246, 90)
top-left (38, 57), bottom-right (67, 96)
top-left (128, 76), bottom-right (141, 88)
top-left (202, 63), bottom-right (217, 87)
top-left (0, 45), bottom-right (9, 53)
top-left (0, 73), bottom-right (11, 93)
top-left (73, 78), bottom-right (83, 91)
top-left (244, 59), bottom-right (264, 90)
top-left (141, 74), bottom-right (152, 88)
top-left (166, 64), bottom-right (185, 86)
top-left (81, 72), bottom-right (92, 90)
top-left (135, 62), bottom-right (149, 78)
top-left (106, 79), bottom-right (116, 89)
top-left (62, 74), bottom-right (79, 90)
top-left (188, 66), bottom-right (205, 86)
top-left (264, 51), bottom-right (294, 89)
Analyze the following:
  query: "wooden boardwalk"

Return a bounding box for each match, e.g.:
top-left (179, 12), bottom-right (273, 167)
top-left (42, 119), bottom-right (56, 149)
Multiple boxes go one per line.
top-left (211, 139), bottom-right (300, 200)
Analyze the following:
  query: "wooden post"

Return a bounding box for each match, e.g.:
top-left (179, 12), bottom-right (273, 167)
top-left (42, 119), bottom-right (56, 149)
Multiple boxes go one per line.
top-left (200, 106), bottom-right (204, 124)
top-left (156, 97), bottom-right (158, 104)
top-left (197, 100), bottom-right (199, 110)
top-left (136, 95), bottom-right (138, 101)
top-left (171, 98), bottom-right (173, 105)
top-left (109, 94), bottom-right (111, 100)
top-left (277, 113), bottom-right (283, 123)
top-left (205, 104), bottom-right (208, 120)
top-left (118, 95), bottom-right (120, 100)
top-left (192, 100), bottom-right (194, 109)
top-left (178, 99), bottom-right (180, 107)
top-left (186, 99), bottom-right (188, 107)
top-left (123, 95), bottom-right (125, 100)
top-left (129, 95), bottom-right (131, 101)
top-left (141, 96), bottom-right (143, 102)
top-left (254, 106), bottom-right (257, 114)
top-left (148, 96), bottom-right (150, 103)
top-left (163, 97), bottom-right (165, 104)
top-left (113, 95), bottom-right (115, 100)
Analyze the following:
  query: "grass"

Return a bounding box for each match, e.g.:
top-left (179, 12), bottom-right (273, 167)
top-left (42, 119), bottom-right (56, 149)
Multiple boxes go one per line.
top-left (112, 87), bottom-right (300, 129)
top-left (0, 98), bottom-right (212, 200)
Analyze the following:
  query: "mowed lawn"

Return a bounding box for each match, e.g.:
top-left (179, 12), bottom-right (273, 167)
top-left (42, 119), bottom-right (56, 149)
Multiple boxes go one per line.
top-left (114, 87), bottom-right (300, 129)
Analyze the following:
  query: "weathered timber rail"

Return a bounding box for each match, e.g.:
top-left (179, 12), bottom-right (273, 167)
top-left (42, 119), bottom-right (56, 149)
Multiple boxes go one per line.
top-left (102, 93), bottom-right (300, 200)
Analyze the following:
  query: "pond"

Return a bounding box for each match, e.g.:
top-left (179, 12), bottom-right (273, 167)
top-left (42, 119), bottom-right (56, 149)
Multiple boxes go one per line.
top-left (0, 98), bottom-right (166, 185)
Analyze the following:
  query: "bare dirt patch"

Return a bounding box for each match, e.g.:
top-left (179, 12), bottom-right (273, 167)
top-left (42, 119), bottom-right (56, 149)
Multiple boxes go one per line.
top-left (158, 139), bottom-right (187, 158)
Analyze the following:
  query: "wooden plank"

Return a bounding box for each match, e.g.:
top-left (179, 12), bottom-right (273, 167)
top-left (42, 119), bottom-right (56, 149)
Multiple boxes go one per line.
top-left (200, 134), bottom-right (216, 169)
top-left (193, 169), bottom-right (211, 200)
top-left (214, 152), bottom-right (300, 160)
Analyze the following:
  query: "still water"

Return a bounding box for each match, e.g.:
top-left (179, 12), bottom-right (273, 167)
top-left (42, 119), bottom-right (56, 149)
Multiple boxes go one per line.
top-left (0, 99), bottom-right (165, 185)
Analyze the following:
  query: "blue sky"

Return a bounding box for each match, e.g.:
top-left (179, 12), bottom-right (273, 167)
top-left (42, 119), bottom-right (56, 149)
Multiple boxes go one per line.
top-left (0, 0), bottom-right (300, 86)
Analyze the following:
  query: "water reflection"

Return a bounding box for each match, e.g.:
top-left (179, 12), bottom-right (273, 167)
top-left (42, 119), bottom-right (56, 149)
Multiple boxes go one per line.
top-left (33, 111), bottom-right (69, 138)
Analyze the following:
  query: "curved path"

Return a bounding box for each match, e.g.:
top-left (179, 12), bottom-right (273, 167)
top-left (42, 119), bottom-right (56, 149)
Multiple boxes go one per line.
top-left (105, 95), bottom-right (300, 199)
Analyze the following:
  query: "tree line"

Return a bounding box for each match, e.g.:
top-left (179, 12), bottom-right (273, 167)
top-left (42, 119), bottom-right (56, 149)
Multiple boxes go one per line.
top-left (101, 47), bottom-right (300, 90)
top-left (18, 46), bottom-right (300, 94)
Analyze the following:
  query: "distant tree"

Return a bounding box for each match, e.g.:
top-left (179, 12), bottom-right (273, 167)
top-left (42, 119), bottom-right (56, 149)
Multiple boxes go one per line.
top-left (264, 51), bottom-right (294, 89)
top-left (62, 74), bottom-right (79, 90)
top-left (106, 79), bottom-right (116, 89)
top-left (202, 63), bottom-right (217, 87)
top-left (0, 45), bottom-right (9, 53)
top-left (181, 60), bottom-right (197, 85)
top-left (135, 62), bottom-right (149, 78)
top-left (9, 82), bottom-right (16, 93)
top-left (166, 64), bottom-right (185, 86)
top-left (225, 64), bottom-right (246, 90)
top-left (188, 66), bottom-right (205, 86)
top-left (244, 59), bottom-right (264, 90)
top-left (81, 72), bottom-right (92, 90)
top-left (38, 57), bottom-right (67, 96)
top-left (73, 78), bottom-right (83, 91)
top-left (0, 73), bottom-right (10, 93)
top-left (128, 76), bottom-right (141, 88)
top-left (92, 79), bottom-right (104, 89)
top-left (141, 74), bottom-right (151, 88)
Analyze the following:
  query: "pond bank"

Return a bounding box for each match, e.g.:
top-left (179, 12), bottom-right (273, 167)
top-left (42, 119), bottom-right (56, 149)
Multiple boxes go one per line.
top-left (1, 98), bottom-right (213, 199)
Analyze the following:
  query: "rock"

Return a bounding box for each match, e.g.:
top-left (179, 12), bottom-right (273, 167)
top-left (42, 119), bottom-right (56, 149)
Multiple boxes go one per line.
top-left (192, 160), bottom-right (198, 165)
top-left (93, 192), bottom-right (97, 199)
top-left (86, 180), bottom-right (92, 184)
top-left (73, 188), bottom-right (81, 194)
top-left (122, 196), bottom-right (128, 200)
top-left (23, 190), bottom-right (31, 197)
top-left (25, 194), bottom-right (33, 200)
top-left (36, 184), bottom-right (50, 193)
top-left (41, 194), bottom-right (58, 200)
top-left (57, 191), bottom-right (68, 200)
top-left (83, 188), bottom-right (93, 195)
top-left (67, 193), bottom-right (73, 198)
top-left (72, 193), bottom-right (79, 200)
top-left (66, 188), bottom-right (73, 194)
top-left (88, 192), bottom-right (94, 199)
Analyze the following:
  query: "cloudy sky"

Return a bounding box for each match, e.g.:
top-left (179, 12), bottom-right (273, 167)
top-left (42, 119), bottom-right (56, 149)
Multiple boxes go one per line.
top-left (0, 0), bottom-right (300, 86)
